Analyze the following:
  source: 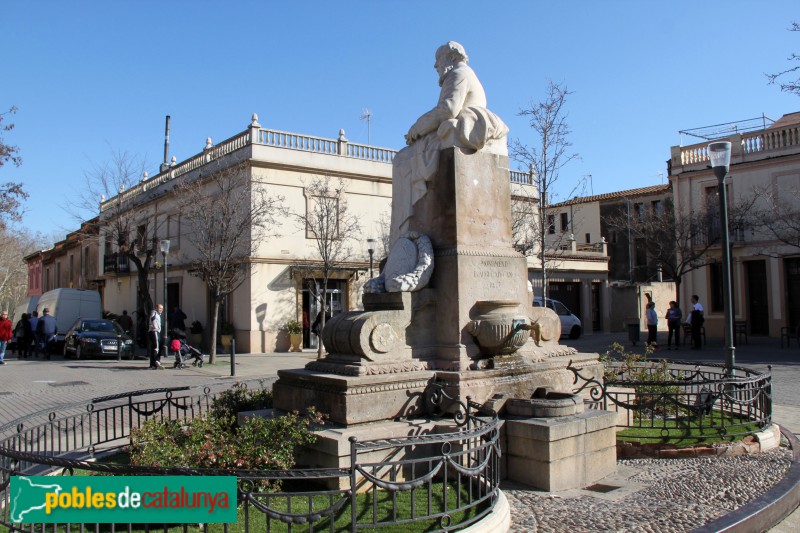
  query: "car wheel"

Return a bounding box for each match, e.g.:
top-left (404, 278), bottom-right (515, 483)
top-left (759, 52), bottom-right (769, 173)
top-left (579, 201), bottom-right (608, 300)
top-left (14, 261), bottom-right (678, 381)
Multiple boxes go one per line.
top-left (569, 326), bottom-right (582, 339)
top-left (75, 344), bottom-right (82, 360)
top-left (63, 342), bottom-right (69, 357)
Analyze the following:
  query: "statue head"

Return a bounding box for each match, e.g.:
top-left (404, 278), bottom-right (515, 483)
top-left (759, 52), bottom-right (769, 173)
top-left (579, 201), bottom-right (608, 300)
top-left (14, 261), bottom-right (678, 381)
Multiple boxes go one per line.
top-left (435, 41), bottom-right (469, 85)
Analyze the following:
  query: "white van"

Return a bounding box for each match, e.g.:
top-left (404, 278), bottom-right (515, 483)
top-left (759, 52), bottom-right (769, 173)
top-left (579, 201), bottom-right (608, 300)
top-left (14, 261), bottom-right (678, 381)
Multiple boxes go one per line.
top-left (533, 297), bottom-right (582, 339)
top-left (12, 295), bottom-right (40, 321)
top-left (35, 289), bottom-right (103, 345)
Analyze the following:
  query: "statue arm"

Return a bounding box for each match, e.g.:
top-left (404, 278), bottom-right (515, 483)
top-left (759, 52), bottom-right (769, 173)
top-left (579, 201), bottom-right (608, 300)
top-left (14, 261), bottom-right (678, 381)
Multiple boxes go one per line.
top-left (405, 69), bottom-right (469, 145)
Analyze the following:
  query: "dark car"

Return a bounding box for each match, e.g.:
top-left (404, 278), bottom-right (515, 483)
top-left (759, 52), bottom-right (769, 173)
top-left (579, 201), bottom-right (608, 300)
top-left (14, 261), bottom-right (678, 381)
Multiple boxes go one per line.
top-left (63, 318), bottom-right (135, 359)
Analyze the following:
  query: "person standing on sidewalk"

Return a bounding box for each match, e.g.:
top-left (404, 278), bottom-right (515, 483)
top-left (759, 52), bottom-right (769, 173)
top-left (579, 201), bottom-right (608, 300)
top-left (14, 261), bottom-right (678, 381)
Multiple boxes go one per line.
top-left (38, 308), bottom-right (57, 359)
top-left (148, 304), bottom-right (164, 369)
top-left (646, 302), bottom-right (658, 349)
top-left (28, 311), bottom-right (39, 357)
top-left (665, 301), bottom-right (682, 349)
top-left (0, 311), bottom-right (12, 365)
top-left (689, 295), bottom-right (704, 350)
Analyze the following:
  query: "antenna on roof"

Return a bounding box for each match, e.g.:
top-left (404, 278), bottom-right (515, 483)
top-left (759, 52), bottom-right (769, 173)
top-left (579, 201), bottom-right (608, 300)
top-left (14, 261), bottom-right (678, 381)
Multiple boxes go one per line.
top-left (160, 115), bottom-right (171, 173)
top-left (360, 108), bottom-right (372, 145)
top-left (584, 174), bottom-right (593, 195)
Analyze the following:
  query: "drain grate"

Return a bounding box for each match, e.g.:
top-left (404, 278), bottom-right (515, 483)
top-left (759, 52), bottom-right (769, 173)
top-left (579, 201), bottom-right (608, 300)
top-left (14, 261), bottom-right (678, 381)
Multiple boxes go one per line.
top-left (48, 381), bottom-right (90, 388)
top-left (585, 484), bottom-right (620, 493)
top-left (0, 392), bottom-right (12, 396)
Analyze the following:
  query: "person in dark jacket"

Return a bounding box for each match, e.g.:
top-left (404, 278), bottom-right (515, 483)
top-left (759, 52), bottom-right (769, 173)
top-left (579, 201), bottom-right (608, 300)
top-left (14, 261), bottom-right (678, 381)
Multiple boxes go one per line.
top-left (14, 313), bottom-right (33, 359)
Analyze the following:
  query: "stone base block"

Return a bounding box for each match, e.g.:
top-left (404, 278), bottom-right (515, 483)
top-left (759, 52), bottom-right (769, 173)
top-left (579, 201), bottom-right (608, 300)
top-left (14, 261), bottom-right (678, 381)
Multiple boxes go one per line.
top-left (273, 369), bottom-right (435, 426)
top-left (504, 409), bottom-right (617, 492)
top-left (296, 418), bottom-right (456, 491)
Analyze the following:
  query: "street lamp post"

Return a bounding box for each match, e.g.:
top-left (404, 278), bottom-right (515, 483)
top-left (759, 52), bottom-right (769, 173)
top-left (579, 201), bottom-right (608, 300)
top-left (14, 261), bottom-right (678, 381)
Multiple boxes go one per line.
top-left (708, 141), bottom-right (735, 375)
top-left (160, 239), bottom-right (170, 360)
top-left (366, 238), bottom-right (377, 278)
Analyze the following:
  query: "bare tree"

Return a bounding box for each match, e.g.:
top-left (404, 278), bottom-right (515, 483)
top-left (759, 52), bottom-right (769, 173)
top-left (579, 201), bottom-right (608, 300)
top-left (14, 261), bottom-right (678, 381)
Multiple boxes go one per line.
top-left (603, 195), bottom-right (758, 303)
top-left (67, 150), bottom-right (162, 333)
top-left (177, 162), bottom-right (285, 363)
top-left (510, 82), bottom-right (581, 301)
top-left (0, 106), bottom-right (29, 229)
top-left (295, 176), bottom-right (361, 358)
top-left (767, 21), bottom-right (800, 96)
top-left (510, 186), bottom-right (538, 257)
top-left (0, 227), bottom-right (48, 313)
top-left (748, 184), bottom-right (800, 253)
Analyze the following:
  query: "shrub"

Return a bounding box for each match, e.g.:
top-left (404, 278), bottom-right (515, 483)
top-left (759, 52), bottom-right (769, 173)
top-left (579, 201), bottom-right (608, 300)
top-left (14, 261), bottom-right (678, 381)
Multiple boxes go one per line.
top-left (219, 320), bottom-right (235, 335)
top-left (130, 383), bottom-right (322, 490)
top-left (210, 382), bottom-right (273, 422)
top-left (129, 410), bottom-right (320, 475)
top-left (285, 319), bottom-right (302, 334)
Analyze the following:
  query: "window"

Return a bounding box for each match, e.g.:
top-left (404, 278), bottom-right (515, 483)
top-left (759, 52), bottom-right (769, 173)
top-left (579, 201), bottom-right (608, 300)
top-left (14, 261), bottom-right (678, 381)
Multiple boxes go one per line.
top-left (560, 212), bottom-right (569, 232)
top-left (585, 233), bottom-right (591, 244)
top-left (306, 194), bottom-right (340, 239)
top-left (633, 202), bottom-right (645, 222)
top-left (136, 224), bottom-right (147, 251)
top-left (710, 263), bottom-right (723, 313)
top-left (167, 214), bottom-right (180, 248)
top-left (651, 200), bottom-right (663, 217)
top-left (609, 231), bottom-right (618, 244)
top-left (547, 214), bottom-right (555, 234)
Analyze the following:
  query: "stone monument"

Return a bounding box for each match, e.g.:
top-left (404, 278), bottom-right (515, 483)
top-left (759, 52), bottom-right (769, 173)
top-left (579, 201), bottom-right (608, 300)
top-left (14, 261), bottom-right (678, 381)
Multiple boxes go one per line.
top-left (273, 43), bottom-right (608, 480)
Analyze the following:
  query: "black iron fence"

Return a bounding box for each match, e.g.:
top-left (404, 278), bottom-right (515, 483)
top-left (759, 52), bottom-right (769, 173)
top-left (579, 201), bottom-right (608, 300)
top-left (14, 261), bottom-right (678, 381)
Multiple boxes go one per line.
top-left (0, 383), bottom-right (500, 532)
top-left (569, 359), bottom-right (772, 441)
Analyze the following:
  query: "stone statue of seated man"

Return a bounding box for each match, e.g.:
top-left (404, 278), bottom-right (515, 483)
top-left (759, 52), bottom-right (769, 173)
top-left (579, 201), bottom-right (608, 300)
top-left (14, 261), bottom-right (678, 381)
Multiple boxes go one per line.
top-left (391, 41), bottom-right (509, 244)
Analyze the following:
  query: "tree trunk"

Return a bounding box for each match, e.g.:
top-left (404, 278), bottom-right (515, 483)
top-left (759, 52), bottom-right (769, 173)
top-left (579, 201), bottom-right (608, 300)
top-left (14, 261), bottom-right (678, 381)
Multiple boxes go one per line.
top-left (317, 277), bottom-right (328, 359)
top-left (209, 299), bottom-right (220, 364)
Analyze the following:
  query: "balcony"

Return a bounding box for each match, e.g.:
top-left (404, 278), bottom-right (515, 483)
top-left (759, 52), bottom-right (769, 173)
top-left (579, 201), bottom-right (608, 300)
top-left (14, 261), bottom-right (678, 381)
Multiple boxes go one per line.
top-left (103, 253), bottom-right (130, 274)
top-left (671, 119), bottom-right (800, 175)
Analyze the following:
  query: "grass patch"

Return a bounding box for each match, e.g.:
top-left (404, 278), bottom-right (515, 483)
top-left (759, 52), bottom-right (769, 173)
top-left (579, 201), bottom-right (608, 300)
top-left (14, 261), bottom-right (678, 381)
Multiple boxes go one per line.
top-left (3, 475), bottom-right (487, 533)
top-left (618, 410), bottom-right (764, 447)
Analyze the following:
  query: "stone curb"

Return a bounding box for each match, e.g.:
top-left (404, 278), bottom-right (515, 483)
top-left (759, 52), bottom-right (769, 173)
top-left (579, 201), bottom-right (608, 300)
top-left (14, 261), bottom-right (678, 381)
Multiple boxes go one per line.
top-left (690, 424), bottom-right (800, 532)
top-left (459, 490), bottom-right (511, 533)
top-left (617, 424), bottom-right (781, 459)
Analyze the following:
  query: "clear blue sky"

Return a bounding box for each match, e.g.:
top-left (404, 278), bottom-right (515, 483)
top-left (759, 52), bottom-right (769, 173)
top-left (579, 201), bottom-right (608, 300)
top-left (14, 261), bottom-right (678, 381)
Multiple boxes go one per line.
top-left (4, 1), bottom-right (799, 240)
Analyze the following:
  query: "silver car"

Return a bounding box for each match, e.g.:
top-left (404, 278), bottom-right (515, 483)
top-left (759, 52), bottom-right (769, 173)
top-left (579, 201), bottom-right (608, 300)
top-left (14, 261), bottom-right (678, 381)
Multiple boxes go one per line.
top-left (533, 297), bottom-right (582, 339)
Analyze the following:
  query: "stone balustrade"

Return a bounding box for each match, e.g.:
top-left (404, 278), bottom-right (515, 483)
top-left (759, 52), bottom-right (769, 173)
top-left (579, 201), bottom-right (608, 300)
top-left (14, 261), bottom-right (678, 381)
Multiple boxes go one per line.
top-left (673, 123), bottom-right (800, 170)
top-left (100, 123), bottom-right (398, 212)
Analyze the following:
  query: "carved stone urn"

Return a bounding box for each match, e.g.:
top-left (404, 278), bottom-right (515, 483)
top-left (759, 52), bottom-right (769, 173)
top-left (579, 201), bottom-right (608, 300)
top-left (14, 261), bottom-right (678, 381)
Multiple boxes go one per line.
top-left (467, 300), bottom-right (530, 356)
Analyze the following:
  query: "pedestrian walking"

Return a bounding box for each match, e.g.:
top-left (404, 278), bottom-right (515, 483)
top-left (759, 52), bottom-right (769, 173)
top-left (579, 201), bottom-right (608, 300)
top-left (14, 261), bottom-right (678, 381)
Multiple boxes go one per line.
top-left (28, 311), bottom-right (39, 357)
top-left (118, 310), bottom-right (133, 335)
top-left (665, 301), bottom-right (682, 349)
top-left (148, 304), bottom-right (164, 369)
top-left (646, 302), bottom-right (658, 348)
top-left (0, 310), bottom-right (12, 365)
top-left (37, 308), bottom-right (57, 359)
top-left (14, 313), bottom-right (32, 359)
top-left (689, 295), bottom-right (704, 350)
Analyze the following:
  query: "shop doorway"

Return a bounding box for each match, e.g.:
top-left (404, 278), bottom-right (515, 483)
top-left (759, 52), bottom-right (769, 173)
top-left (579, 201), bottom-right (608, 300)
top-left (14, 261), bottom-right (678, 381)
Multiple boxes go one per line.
top-left (302, 279), bottom-right (346, 349)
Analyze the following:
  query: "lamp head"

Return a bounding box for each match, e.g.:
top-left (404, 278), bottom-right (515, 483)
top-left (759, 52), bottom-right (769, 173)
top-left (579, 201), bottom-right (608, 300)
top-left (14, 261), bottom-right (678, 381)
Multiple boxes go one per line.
top-left (160, 239), bottom-right (171, 254)
top-left (708, 141), bottom-right (732, 181)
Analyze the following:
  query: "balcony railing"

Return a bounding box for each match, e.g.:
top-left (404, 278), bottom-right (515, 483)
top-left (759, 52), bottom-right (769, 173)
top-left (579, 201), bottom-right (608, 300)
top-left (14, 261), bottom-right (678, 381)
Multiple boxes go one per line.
top-left (676, 122), bottom-right (800, 167)
top-left (102, 253), bottom-right (129, 274)
top-left (100, 124), bottom-right (399, 213)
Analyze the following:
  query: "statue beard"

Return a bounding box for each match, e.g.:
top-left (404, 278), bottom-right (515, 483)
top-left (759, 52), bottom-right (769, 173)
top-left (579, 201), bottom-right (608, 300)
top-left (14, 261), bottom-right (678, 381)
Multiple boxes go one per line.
top-left (438, 65), bottom-right (454, 87)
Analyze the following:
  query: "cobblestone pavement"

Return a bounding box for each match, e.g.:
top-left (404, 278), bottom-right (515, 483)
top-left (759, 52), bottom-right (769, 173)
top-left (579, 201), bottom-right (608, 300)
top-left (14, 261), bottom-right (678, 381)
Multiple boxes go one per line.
top-left (0, 333), bottom-right (798, 532)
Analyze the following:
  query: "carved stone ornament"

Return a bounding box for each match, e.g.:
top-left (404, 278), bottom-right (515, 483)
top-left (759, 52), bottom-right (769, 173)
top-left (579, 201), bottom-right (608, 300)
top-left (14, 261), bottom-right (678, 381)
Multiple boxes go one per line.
top-left (364, 232), bottom-right (434, 294)
top-left (466, 300), bottom-right (531, 356)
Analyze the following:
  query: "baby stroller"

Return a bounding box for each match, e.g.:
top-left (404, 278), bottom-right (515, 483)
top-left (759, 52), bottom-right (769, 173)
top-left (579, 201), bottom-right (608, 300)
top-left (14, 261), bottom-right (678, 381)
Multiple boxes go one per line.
top-left (169, 329), bottom-right (205, 368)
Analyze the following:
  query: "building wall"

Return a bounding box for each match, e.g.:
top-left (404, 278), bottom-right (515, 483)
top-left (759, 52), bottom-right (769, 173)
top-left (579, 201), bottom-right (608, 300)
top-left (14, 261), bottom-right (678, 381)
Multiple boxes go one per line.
top-left (669, 117), bottom-right (800, 338)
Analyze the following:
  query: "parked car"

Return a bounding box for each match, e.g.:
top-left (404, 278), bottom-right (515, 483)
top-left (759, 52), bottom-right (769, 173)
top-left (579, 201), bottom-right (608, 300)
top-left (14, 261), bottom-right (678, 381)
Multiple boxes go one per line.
top-left (63, 318), bottom-right (135, 359)
top-left (533, 297), bottom-right (582, 339)
top-left (36, 289), bottom-right (103, 352)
